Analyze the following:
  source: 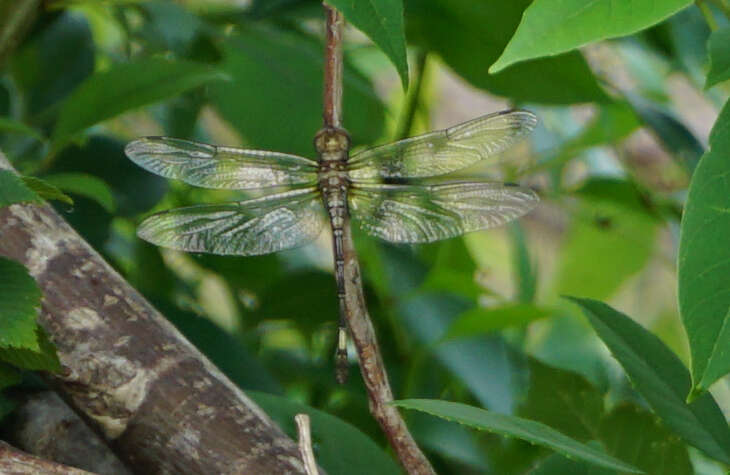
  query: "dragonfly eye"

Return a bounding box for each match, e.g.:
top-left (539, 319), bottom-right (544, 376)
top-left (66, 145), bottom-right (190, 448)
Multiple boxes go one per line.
top-left (314, 127), bottom-right (350, 154)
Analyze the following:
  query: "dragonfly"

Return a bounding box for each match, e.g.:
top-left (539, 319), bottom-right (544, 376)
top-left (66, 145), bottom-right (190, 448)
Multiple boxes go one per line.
top-left (125, 110), bottom-right (539, 382)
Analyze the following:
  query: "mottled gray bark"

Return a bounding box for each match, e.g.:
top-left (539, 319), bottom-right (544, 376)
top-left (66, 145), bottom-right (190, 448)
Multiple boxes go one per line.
top-left (0, 441), bottom-right (97, 475)
top-left (5, 391), bottom-right (132, 475)
top-left (0, 153), bottom-right (306, 474)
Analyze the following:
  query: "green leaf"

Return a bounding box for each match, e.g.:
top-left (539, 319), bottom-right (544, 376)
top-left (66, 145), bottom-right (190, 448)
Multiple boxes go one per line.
top-left (0, 327), bottom-right (61, 372)
top-left (554, 179), bottom-right (657, 300)
top-left (0, 362), bottom-right (22, 390)
top-left (407, 0), bottom-right (608, 104)
top-left (251, 271), bottom-right (336, 334)
top-left (393, 399), bottom-right (643, 473)
top-left (327, 0), bottom-right (409, 89)
top-left (0, 170), bottom-right (43, 208)
top-left (398, 293), bottom-right (523, 413)
top-left (598, 404), bottom-right (693, 475)
top-left (51, 58), bottom-right (226, 148)
top-left (0, 171), bottom-right (41, 207)
top-left (491, 0), bottom-right (693, 72)
top-left (629, 96), bottom-right (704, 172)
top-left (443, 304), bottom-right (550, 340)
top-left (532, 102), bottom-right (642, 173)
top-left (706, 26), bottom-right (730, 88)
top-left (419, 239), bottom-right (481, 299)
top-left (569, 297), bottom-right (730, 464)
top-left (530, 449), bottom-right (611, 475)
top-left (520, 359), bottom-right (604, 442)
top-left (20, 177), bottom-right (73, 206)
top-left (0, 257), bottom-right (42, 351)
top-left (510, 223), bottom-right (537, 303)
top-left (10, 13), bottom-right (94, 117)
top-left (249, 391), bottom-right (401, 475)
top-left (678, 100), bottom-right (730, 395)
top-left (0, 117), bottom-right (45, 141)
top-left (209, 25), bottom-right (385, 157)
top-left (48, 136), bottom-right (167, 218)
top-left (531, 405), bottom-right (693, 475)
top-left (41, 173), bottom-right (115, 212)
top-left (0, 392), bottom-right (17, 421)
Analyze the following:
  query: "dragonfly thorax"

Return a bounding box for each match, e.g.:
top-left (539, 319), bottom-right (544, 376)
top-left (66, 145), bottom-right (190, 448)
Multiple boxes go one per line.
top-left (314, 127), bottom-right (350, 156)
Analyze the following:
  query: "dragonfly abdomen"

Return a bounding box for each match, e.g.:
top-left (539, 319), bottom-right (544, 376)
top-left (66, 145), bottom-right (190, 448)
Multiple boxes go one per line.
top-left (319, 160), bottom-right (351, 382)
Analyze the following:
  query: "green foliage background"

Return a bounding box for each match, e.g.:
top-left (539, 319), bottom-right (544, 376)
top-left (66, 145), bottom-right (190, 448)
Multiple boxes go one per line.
top-left (1, 0), bottom-right (730, 473)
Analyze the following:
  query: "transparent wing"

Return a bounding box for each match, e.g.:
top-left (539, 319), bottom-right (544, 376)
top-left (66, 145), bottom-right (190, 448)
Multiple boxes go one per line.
top-left (348, 110), bottom-right (537, 181)
top-left (137, 188), bottom-right (325, 255)
top-left (349, 182), bottom-right (538, 243)
top-left (126, 137), bottom-right (318, 189)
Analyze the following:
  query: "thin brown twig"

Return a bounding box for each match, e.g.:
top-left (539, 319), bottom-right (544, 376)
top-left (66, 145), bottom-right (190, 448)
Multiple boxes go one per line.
top-left (320, 3), bottom-right (435, 474)
top-left (322, 4), bottom-right (344, 129)
top-left (295, 414), bottom-right (319, 475)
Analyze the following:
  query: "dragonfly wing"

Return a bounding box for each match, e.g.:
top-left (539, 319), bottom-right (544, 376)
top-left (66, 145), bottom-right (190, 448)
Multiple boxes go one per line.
top-left (137, 189), bottom-right (325, 255)
top-left (126, 137), bottom-right (318, 189)
top-left (348, 110), bottom-right (537, 181)
top-left (349, 182), bottom-right (538, 243)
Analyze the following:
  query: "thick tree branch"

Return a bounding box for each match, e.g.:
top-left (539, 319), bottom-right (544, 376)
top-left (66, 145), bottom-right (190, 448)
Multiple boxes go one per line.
top-left (5, 391), bottom-right (132, 475)
top-left (0, 441), bottom-right (97, 475)
top-left (0, 153), bottom-right (306, 474)
top-left (320, 3), bottom-right (435, 474)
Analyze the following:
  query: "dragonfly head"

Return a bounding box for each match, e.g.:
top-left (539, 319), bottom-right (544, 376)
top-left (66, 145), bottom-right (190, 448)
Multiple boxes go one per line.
top-left (314, 127), bottom-right (350, 156)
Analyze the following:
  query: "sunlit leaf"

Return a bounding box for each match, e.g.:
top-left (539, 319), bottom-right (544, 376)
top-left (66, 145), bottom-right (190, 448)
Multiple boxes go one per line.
top-left (21, 176), bottom-right (73, 206)
top-left (569, 297), bottom-right (730, 464)
top-left (327, 0), bottom-right (409, 88)
top-left (393, 399), bottom-right (643, 473)
top-left (41, 173), bottom-right (115, 212)
top-left (0, 257), bottom-right (41, 352)
top-left (407, 0), bottom-right (608, 104)
top-left (678, 100), bottom-right (730, 395)
top-left (0, 170), bottom-right (42, 208)
top-left (491, 0), bottom-right (693, 72)
top-left (0, 327), bottom-right (61, 372)
top-left (706, 27), bottom-right (730, 89)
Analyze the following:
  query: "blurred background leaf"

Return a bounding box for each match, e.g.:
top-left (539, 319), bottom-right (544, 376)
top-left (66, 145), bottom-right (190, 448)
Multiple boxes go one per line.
top-left (0, 0), bottom-right (729, 473)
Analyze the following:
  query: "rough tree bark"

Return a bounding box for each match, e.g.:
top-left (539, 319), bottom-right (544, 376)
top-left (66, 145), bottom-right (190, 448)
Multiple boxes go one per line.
top-left (4, 391), bottom-right (132, 475)
top-left (0, 153), bottom-right (307, 474)
top-left (0, 441), bottom-right (97, 475)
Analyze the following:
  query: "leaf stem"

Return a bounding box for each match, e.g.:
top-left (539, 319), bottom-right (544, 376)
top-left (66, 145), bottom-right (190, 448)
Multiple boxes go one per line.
top-left (697, 0), bottom-right (719, 31)
top-left (707, 0), bottom-right (730, 19)
top-left (393, 50), bottom-right (429, 141)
